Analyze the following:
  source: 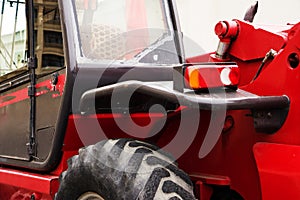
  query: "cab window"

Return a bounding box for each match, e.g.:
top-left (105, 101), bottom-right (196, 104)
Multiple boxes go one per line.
top-left (0, 0), bottom-right (64, 82)
top-left (0, 1), bottom-right (27, 77)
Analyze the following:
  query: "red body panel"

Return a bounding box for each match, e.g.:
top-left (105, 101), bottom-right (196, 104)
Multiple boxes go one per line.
top-left (254, 143), bottom-right (300, 200)
top-left (229, 20), bottom-right (288, 61)
top-left (0, 168), bottom-right (58, 199)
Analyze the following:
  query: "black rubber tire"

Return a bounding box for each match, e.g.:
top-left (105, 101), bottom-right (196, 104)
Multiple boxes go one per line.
top-left (55, 139), bottom-right (196, 200)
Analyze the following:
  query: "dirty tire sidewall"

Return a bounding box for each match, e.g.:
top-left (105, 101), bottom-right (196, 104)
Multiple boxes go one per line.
top-left (55, 139), bottom-right (196, 200)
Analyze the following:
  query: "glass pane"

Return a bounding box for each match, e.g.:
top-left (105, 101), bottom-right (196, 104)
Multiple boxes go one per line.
top-left (35, 4), bottom-right (64, 72)
top-left (0, 0), bottom-right (27, 76)
top-left (75, 0), bottom-right (178, 63)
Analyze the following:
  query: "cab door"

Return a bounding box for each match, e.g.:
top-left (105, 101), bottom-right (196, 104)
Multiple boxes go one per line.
top-left (0, 0), bottom-right (65, 164)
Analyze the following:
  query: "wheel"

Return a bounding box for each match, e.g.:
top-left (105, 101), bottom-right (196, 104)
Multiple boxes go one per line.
top-left (55, 139), bottom-right (196, 200)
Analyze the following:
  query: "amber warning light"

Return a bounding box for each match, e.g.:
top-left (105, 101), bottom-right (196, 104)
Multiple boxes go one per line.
top-left (184, 64), bottom-right (240, 90)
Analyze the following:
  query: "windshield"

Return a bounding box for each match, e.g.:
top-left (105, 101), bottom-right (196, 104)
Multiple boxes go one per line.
top-left (75, 0), bottom-right (180, 63)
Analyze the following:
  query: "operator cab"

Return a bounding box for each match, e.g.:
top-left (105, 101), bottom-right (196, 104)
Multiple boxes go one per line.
top-left (0, 0), bottom-right (185, 171)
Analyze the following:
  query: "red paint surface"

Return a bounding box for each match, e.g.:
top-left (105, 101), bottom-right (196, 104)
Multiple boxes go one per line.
top-left (254, 143), bottom-right (300, 200)
top-left (0, 168), bottom-right (58, 198)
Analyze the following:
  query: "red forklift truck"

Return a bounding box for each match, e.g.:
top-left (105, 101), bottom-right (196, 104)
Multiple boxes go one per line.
top-left (0, 0), bottom-right (298, 199)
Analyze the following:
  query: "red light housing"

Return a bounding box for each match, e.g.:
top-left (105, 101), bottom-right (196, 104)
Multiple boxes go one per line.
top-left (184, 64), bottom-right (240, 90)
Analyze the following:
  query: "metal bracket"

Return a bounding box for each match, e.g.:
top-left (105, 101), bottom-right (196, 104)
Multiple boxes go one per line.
top-left (173, 65), bottom-right (184, 92)
top-left (252, 108), bottom-right (289, 134)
